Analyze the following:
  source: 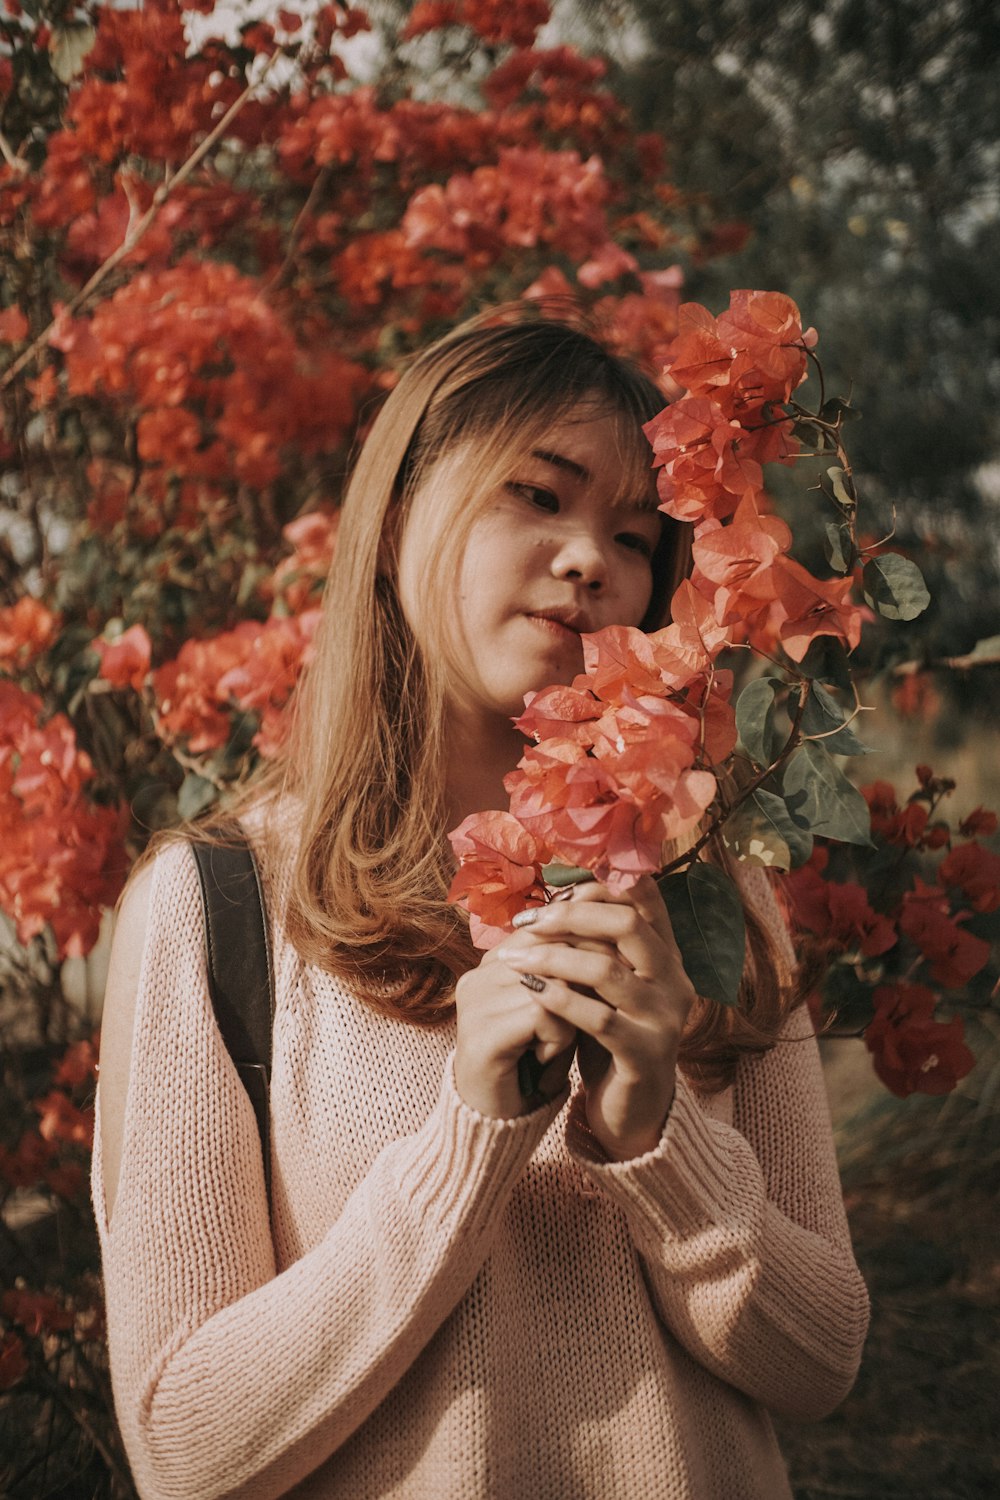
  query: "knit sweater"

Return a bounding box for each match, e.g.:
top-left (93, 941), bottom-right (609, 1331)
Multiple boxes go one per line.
top-left (93, 814), bottom-right (869, 1500)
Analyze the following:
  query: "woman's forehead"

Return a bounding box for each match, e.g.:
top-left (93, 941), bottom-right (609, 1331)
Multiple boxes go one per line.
top-left (520, 401), bottom-right (658, 505)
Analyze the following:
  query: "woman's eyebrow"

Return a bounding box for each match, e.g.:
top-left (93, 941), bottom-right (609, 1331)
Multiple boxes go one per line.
top-left (530, 448), bottom-right (590, 482)
top-left (529, 448), bottom-right (659, 514)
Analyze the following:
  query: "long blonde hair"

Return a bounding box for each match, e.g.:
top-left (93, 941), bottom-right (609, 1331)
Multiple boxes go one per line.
top-left (222, 309), bottom-right (796, 1085)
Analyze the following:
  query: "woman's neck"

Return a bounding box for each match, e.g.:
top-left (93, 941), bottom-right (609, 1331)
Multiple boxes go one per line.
top-left (443, 703), bottom-right (525, 831)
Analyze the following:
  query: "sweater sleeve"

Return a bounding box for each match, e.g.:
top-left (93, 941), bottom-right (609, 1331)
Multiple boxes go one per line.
top-left (93, 842), bottom-right (564, 1500)
top-left (564, 875), bottom-right (870, 1423)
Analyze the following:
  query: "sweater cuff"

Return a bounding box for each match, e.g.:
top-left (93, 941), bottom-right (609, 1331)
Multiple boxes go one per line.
top-left (400, 1051), bottom-right (567, 1241)
top-left (564, 1074), bottom-right (735, 1241)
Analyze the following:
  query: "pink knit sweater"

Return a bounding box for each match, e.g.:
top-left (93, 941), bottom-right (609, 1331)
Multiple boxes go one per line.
top-left (93, 817), bottom-right (869, 1500)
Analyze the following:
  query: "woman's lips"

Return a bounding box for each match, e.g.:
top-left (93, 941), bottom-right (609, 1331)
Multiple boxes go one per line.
top-left (524, 612), bottom-right (583, 641)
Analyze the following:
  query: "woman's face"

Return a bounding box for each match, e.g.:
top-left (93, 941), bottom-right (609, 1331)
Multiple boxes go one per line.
top-left (397, 401), bottom-right (664, 725)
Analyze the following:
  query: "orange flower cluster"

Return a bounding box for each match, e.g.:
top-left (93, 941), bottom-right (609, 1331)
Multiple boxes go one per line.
top-left (0, 682), bottom-right (126, 958)
top-left (450, 584), bottom-right (733, 938)
top-left (0, 597), bottom-right (60, 669)
top-left (645, 292), bottom-right (864, 663)
top-left (403, 0), bottom-right (551, 48)
top-left (152, 610), bottom-right (321, 758)
top-left (403, 148), bottom-right (611, 266)
top-left (51, 259), bottom-right (362, 492)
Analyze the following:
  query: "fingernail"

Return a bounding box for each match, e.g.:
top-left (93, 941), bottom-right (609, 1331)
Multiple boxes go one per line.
top-left (519, 973), bottom-right (546, 993)
top-left (512, 907), bottom-right (541, 929)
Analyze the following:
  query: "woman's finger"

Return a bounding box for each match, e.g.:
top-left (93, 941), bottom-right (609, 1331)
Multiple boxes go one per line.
top-left (557, 875), bottom-right (678, 950)
top-left (496, 937), bottom-right (675, 1024)
top-left (511, 892), bottom-right (682, 984)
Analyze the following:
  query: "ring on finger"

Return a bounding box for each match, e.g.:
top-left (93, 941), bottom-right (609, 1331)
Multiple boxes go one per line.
top-left (519, 973), bottom-right (547, 993)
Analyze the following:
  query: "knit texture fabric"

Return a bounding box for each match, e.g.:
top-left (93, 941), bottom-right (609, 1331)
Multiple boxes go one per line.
top-left (93, 813), bottom-right (869, 1500)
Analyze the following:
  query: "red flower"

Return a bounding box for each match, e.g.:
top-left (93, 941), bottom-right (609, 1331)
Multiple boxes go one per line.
top-left (865, 982), bottom-right (975, 1097)
top-left (938, 842), bottom-right (1000, 914)
top-left (0, 305), bottom-right (28, 342)
top-left (92, 623), bottom-right (152, 692)
top-left (505, 739), bottom-right (714, 893)
top-left (0, 597), bottom-right (60, 667)
top-left (35, 1091), bottom-right (94, 1149)
top-left (786, 864), bottom-right (896, 958)
top-left (771, 556), bottom-right (865, 662)
top-left (898, 879), bottom-right (991, 988)
top-left (447, 811), bottom-right (548, 946)
top-left (959, 806), bottom-right (998, 839)
top-left (52, 1036), bottom-right (100, 1089)
top-left (2, 1287), bottom-right (75, 1337)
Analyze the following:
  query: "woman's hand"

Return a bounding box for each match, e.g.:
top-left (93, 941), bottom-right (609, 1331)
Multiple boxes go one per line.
top-left (495, 877), bottom-right (697, 1161)
top-left (453, 946), bottom-right (577, 1120)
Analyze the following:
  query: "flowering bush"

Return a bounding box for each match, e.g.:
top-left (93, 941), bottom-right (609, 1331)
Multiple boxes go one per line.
top-left (0, 0), bottom-right (997, 1491)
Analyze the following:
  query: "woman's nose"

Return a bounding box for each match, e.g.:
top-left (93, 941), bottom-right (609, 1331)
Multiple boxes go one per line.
top-left (550, 529), bottom-right (607, 591)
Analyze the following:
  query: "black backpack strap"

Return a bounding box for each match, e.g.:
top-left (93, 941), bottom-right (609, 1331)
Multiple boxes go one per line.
top-left (190, 829), bottom-right (275, 1206)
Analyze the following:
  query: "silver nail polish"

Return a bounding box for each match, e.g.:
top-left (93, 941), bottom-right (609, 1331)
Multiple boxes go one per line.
top-left (511, 907), bottom-right (540, 929)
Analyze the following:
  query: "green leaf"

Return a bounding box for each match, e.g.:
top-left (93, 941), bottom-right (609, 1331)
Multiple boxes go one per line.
top-left (862, 554), bottom-right (930, 621)
top-left (725, 788), bottom-right (813, 870)
top-left (541, 863), bottom-right (595, 888)
top-left (177, 772), bottom-right (218, 821)
top-left (823, 520), bottom-right (854, 575)
top-left (657, 864), bottom-right (746, 1008)
top-left (782, 742), bottom-right (873, 846)
top-left (800, 681), bottom-right (871, 755)
top-left (820, 396), bottom-right (860, 424)
top-left (826, 465), bottom-right (856, 510)
top-left (49, 23), bottom-right (96, 83)
top-left (797, 636), bottom-right (853, 690)
top-left (735, 677), bottom-right (780, 766)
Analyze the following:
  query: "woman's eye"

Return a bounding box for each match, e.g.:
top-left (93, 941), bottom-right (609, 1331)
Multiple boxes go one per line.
top-left (617, 532), bottom-right (654, 558)
top-left (507, 482), bottom-right (559, 513)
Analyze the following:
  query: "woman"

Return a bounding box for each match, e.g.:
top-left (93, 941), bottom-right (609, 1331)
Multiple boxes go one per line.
top-left (95, 311), bottom-right (869, 1499)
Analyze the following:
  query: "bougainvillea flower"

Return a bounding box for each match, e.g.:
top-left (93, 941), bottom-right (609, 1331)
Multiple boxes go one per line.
top-left (153, 611), bottom-right (319, 757)
top-left (579, 624), bottom-right (669, 703)
top-left (692, 493), bottom-right (792, 595)
top-left (649, 579), bottom-right (731, 685)
top-left (514, 682), bottom-right (603, 747)
top-left (0, 681), bottom-right (127, 958)
top-left (643, 395), bottom-right (757, 523)
top-left (785, 864), bottom-right (897, 958)
top-left (861, 781), bottom-right (931, 847)
top-left (938, 842), bottom-right (1000, 914)
top-left (771, 556), bottom-right (865, 662)
top-left (865, 982), bottom-right (975, 1097)
top-left (958, 807), bottom-right (999, 839)
top-left (34, 1090), bottom-right (94, 1149)
top-left (92, 623), bottom-right (152, 692)
top-left (715, 290), bottom-right (816, 405)
top-left (506, 741), bottom-right (712, 892)
top-left (898, 879), bottom-right (991, 988)
top-left (0, 597), bottom-right (60, 667)
top-left (1, 1287), bottom-right (75, 1337)
top-left (265, 510), bottom-right (340, 614)
top-left (448, 810), bottom-right (548, 914)
top-left (53, 1036), bottom-right (100, 1089)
